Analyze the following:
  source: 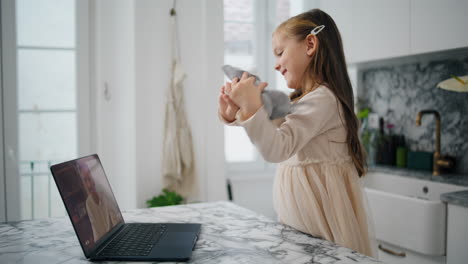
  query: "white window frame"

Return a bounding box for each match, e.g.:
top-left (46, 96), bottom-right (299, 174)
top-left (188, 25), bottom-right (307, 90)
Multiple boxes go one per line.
top-left (0, 0), bottom-right (93, 221)
top-left (2, 0), bottom-right (20, 222)
top-left (224, 0), bottom-right (271, 173)
top-left (77, 0), bottom-right (94, 156)
top-left (0, 0), bottom-right (5, 222)
top-left (225, 0), bottom-right (294, 174)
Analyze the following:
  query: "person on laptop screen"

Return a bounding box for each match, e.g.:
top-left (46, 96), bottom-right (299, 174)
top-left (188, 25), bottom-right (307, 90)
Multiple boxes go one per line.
top-left (51, 154), bottom-right (201, 261)
top-left (78, 160), bottom-right (121, 242)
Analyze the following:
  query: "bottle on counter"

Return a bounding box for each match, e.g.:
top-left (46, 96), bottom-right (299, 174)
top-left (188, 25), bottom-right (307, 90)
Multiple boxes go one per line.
top-left (396, 135), bottom-right (407, 168)
top-left (384, 123), bottom-right (396, 166)
top-left (376, 117), bottom-right (386, 165)
top-left (366, 113), bottom-right (379, 166)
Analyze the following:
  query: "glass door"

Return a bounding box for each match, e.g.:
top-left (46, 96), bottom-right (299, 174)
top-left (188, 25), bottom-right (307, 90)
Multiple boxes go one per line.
top-left (1, 0), bottom-right (91, 221)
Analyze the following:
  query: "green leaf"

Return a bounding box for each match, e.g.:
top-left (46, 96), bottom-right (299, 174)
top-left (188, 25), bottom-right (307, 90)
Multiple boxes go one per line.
top-left (357, 108), bottom-right (370, 119)
top-left (146, 188), bottom-right (185, 208)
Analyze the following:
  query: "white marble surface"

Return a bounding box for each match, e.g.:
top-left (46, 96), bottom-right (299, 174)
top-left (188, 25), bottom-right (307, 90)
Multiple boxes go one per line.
top-left (0, 201), bottom-right (381, 263)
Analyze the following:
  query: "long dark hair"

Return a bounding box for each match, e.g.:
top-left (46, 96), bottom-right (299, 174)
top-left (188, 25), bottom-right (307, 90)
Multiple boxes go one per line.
top-left (276, 9), bottom-right (367, 177)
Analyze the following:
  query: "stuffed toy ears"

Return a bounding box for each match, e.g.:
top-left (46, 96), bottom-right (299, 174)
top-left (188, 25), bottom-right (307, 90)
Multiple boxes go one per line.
top-left (221, 65), bottom-right (292, 120)
top-left (222, 65), bottom-right (261, 86)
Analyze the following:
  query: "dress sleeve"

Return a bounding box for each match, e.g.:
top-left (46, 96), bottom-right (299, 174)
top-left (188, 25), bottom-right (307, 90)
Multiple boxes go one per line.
top-left (218, 111), bottom-right (240, 126)
top-left (238, 87), bottom-right (342, 163)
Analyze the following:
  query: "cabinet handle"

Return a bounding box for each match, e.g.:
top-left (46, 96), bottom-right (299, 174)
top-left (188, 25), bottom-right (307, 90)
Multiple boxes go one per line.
top-left (378, 244), bottom-right (406, 257)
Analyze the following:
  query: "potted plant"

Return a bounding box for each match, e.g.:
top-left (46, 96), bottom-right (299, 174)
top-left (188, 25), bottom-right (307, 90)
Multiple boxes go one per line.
top-left (146, 188), bottom-right (184, 208)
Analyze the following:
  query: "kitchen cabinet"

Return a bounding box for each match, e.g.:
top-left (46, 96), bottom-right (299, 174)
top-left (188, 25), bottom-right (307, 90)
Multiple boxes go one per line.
top-left (446, 204), bottom-right (468, 264)
top-left (411, 0), bottom-right (468, 54)
top-left (364, 170), bottom-right (468, 264)
top-left (320, 0), bottom-right (410, 64)
top-left (228, 172), bottom-right (276, 219)
top-left (316, 1), bottom-right (354, 63)
top-left (377, 241), bottom-right (445, 264)
top-left (314, 0), bottom-right (468, 64)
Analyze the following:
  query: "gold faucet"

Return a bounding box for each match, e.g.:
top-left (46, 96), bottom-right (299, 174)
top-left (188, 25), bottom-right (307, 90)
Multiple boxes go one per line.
top-left (415, 110), bottom-right (453, 176)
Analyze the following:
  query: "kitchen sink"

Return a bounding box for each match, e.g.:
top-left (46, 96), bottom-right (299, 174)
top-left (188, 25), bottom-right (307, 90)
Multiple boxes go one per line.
top-left (363, 172), bottom-right (468, 256)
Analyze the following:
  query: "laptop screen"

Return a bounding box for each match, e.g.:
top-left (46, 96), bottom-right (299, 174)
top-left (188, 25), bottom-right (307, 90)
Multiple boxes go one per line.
top-left (51, 154), bottom-right (124, 255)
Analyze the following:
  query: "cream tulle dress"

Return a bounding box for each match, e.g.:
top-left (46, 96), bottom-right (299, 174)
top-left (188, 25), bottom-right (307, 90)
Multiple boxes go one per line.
top-left (221, 85), bottom-right (376, 257)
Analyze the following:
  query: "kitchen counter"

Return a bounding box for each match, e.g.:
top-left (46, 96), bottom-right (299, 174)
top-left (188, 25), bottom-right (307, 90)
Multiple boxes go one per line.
top-left (369, 165), bottom-right (468, 208)
top-left (368, 165), bottom-right (468, 187)
top-left (441, 190), bottom-right (468, 208)
top-left (0, 201), bottom-right (380, 264)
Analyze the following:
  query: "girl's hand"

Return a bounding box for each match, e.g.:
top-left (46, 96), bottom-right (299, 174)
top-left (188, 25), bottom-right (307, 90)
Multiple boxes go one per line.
top-left (230, 72), bottom-right (268, 120)
top-left (218, 82), bottom-right (240, 122)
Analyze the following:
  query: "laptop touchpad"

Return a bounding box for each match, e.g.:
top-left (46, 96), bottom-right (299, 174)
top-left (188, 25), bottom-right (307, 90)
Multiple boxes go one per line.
top-left (160, 232), bottom-right (196, 246)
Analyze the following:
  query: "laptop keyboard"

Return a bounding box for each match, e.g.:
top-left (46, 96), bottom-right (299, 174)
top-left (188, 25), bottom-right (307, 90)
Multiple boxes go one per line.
top-left (97, 224), bottom-right (167, 257)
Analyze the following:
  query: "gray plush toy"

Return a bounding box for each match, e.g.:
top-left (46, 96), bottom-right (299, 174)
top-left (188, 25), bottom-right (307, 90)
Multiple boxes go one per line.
top-left (222, 65), bottom-right (291, 120)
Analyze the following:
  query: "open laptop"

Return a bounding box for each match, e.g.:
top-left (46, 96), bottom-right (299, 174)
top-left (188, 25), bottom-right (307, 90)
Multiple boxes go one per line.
top-left (50, 154), bottom-right (201, 261)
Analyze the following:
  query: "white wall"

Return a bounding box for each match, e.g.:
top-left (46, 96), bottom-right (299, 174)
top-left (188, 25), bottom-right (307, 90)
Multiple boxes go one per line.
top-left (93, 0), bottom-right (137, 210)
top-left (92, 0), bottom-right (227, 210)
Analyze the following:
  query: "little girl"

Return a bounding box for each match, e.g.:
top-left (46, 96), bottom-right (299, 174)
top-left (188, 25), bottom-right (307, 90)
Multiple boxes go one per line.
top-left (218, 9), bottom-right (375, 257)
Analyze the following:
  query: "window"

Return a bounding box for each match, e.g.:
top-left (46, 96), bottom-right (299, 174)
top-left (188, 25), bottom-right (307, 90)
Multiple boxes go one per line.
top-left (17, 0), bottom-right (77, 220)
top-left (223, 0), bottom-right (305, 171)
top-left (2, 0), bottom-right (90, 221)
top-left (223, 0), bottom-right (256, 164)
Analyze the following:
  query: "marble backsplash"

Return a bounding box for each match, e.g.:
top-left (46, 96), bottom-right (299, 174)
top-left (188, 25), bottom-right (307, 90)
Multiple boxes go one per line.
top-left (357, 52), bottom-right (468, 174)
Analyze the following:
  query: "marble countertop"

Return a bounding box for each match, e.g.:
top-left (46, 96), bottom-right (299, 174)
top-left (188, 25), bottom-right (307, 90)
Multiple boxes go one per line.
top-left (441, 190), bottom-right (468, 208)
top-left (368, 165), bottom-right (468, 187)
top-left (0, 201), bottom-right (380, 264)
top-left (369, 165), bottom-right (468, 207)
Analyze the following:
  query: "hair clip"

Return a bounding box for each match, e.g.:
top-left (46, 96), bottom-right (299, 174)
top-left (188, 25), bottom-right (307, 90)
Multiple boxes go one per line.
top-left (310, 25), bottom-right (325, 36)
